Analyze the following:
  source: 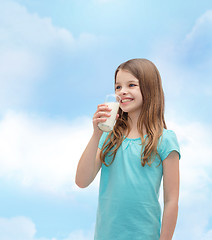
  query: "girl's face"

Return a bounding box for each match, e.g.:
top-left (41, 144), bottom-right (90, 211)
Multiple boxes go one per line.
top-left (115, 69), bottom-right (143, 114)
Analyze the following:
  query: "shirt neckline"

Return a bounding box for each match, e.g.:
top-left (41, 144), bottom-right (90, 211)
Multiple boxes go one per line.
top-left (124, 134), bottom-right (147, 140)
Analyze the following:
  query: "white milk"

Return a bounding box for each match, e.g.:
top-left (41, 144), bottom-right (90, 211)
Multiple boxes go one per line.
top-left (98, 102), bottom-right (120, 132)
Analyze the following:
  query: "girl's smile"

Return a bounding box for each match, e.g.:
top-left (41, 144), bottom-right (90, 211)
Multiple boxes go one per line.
top-left (120, 98), bottom-right (134, 104)
top-left (121, 100), bottom-right (134, 105)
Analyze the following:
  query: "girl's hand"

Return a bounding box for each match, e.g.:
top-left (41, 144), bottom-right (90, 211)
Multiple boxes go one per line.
top-left (92, 104), bottom-right (119, 136)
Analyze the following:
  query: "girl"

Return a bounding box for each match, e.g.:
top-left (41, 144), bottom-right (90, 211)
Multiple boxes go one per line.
top-left (75, 58), bottom-right (181, 240)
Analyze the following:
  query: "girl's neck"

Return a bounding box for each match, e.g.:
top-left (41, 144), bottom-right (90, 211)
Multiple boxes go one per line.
top-left (127, 112), bottom-right (147, 136)
top-left (125, 124), bottom-right (147, 138)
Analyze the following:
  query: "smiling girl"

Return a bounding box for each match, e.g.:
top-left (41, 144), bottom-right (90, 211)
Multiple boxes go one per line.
top-left (75, 58), bottom-right (181, 240)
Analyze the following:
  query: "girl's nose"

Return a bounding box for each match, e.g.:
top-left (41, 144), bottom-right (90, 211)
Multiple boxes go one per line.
top-left (120, 87), bottom-right (128, 95)
top-left (121, 91), bottom-right (128, 96)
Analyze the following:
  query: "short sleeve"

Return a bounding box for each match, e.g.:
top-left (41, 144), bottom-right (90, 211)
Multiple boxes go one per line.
top-left (157, 130), bottom-right (181, 161)
top-left (98, 132), bottom-right (110, 150)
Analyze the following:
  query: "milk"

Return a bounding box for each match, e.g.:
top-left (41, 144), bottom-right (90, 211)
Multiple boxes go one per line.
top-left (98, 102), bottom-right (120, 132)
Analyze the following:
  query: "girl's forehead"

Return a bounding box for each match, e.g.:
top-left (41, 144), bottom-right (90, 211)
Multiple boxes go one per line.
top-left (116, 69), bottom-right (139, 83)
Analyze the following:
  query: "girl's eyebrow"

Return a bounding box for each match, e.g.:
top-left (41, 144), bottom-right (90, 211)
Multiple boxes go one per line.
top-left (115, 80), bottom-right (139, 85)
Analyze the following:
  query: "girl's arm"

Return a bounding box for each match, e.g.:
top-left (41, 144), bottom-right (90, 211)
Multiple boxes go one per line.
top-left (75, 103), bottom-right (116, 188)
top-left (75, 132), bottom-right (102, 188)
top-left (160, 151), bottom-right (180, 240)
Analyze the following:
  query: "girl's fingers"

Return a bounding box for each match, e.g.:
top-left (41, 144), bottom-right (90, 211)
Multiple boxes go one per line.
top-left (97, 105), bottom-right (111, 111)
top-left (93, 118), bottom-right (107, 124)
top-left (97, 104), bottom-right (107, 109)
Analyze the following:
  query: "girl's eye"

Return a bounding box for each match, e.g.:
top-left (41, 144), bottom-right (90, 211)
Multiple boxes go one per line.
top-left (115, 84), bottom-right (136, 90)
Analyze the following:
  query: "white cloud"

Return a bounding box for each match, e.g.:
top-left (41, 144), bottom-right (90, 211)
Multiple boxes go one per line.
top-left (185, 10), bottom-right (212, 43)
top-left (202, 230), bottom-right (212, 240)
top-left (0, 48), bottom-right (45, 109)
top-left (165, 120), bottom-right (212, 240)
top-left (0, 216), bottom-right (36, 240)
top-left (0, 110), bottom-right (100, 196)
top-left (63, 228), bottom-right (94, 240)
top-left (0, 0), bottom-right (101, 111)
top-left (0, 216), bottom-right (94, 240)
top-left (182, 9), bottom-right (212, 68)
top-left (0, 0), bottom-right (71, 110)
top-left (0, 110), bottom-right (212, 238)
top-left (0, 0), bottom-right (73, 51)
top-left (151, 10), bottom-right (212, 99)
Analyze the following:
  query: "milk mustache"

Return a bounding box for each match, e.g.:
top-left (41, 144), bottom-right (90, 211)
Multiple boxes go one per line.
top-left (98, 94), bottom-right (120, 132)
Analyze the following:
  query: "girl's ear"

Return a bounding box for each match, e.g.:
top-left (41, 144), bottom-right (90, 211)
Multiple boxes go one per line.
top-left (116, 114), bottom-right (119, 120)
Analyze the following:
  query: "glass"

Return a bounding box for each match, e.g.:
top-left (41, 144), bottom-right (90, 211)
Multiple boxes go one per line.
top-left (98, 94), bottom-right (121, 132)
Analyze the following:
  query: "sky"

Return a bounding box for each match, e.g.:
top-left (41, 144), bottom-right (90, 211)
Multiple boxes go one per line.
top-left (0, 0), bottom-right (212, 239)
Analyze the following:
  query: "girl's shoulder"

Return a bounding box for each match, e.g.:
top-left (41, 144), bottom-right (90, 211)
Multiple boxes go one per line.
top-left (158, 128), bottom-right (181, 161)
top-left (159, 128), bottom-right (178, 145)
top-left (162, 128), bottom-right (169, 134)
top-left (162, 128), bottom-right (176, 135)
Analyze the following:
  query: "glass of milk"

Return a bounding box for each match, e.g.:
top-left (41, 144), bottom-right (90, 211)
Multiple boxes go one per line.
top-left (98, 94), bottom-right (121, 132)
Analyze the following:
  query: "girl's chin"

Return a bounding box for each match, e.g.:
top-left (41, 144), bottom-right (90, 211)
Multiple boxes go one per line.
top-left (120, 108), bottom-right (132, 113)
top-left (120, 106), bottom-right (141, 114)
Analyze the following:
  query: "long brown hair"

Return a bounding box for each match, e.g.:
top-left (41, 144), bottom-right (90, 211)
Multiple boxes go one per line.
top-left (100, 58), bottom-right (167, 167)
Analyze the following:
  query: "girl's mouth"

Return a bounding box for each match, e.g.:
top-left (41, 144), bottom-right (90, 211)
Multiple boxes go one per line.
top-left (121, 98), bottom-right (134, 104)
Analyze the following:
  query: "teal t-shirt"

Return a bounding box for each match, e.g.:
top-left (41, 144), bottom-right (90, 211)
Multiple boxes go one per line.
top-left (94, 129), bottom-right (181, 240)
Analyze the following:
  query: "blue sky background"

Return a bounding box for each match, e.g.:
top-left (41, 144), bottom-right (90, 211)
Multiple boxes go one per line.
top-left (0, 0), bottom-right (212, 239)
